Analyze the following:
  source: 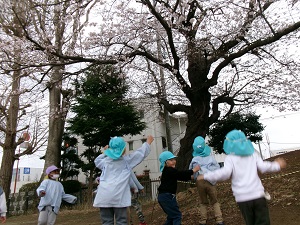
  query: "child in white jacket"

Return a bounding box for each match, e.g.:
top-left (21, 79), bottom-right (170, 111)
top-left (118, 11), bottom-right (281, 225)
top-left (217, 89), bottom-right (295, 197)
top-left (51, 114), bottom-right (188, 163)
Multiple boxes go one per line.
top-left (0, 186), bottom-right (7, 223)
top-left (36, 165), bottom-right (77, 225)
top-left (93, 135), bottom-right (154, 225)
top-left (197, 130), bottom-right (286, 225)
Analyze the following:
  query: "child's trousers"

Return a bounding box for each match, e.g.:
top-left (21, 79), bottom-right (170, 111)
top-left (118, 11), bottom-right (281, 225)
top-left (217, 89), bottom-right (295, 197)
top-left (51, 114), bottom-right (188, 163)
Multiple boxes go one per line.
top-left (130, 194), bottom-right (145, 223)
top-left (158, 192), bottom-right (182, 225)
top-left (237, 197), bottom-right (270, 225)
top-left (196, 180), bottom-right (223, 224)
top-left (38, 206), bottom-right (57, 225)
top-left (100, 207), bottom-right (127, 225)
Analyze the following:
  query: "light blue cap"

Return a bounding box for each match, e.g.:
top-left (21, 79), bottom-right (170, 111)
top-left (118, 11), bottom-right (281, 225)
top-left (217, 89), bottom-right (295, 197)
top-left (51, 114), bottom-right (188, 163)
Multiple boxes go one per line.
top-left (104, 137), bottom-right (126, 160)
top-left (192, 136), bottom-right (211, 157)
top-left (159, 151), bottom-right (177, 172)
top-left (45, 165), bottom-right (60, 175)
top-left (223, 130), bottom-right (254, 156)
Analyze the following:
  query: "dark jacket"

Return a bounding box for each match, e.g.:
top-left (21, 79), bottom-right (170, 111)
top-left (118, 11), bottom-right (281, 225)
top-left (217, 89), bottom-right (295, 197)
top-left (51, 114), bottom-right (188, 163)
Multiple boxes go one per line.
top-left (158, 167), bottom-right (193, 194)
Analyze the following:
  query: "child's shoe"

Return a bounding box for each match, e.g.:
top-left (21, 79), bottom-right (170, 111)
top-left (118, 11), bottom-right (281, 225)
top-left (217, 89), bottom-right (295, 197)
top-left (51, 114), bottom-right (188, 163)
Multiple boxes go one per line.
top-left (139, 222), bottom-right (147, 225)
top-left (216, 223), bottom-right (225, 225)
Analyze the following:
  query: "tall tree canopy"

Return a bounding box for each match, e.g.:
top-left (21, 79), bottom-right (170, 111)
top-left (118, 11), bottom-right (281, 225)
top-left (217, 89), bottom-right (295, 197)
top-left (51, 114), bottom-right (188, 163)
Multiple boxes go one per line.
top-left (68, 64), bottom-right (146, 146)
top-left (60, 133), bottom-right (82, 181)
top-left (67, 64), bottom-right (146, 202)
top-left (2, 0), bottom-right (300, 171)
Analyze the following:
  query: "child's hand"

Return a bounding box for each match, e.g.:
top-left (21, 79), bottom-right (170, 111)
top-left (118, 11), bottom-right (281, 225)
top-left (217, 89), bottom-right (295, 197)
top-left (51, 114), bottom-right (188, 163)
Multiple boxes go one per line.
top-left (39, 190), bottom-right (46, 197)
top-left (103, 145), bottom-right (109, 150)
top-left (192, 165), bottom-right (200, 173)
top-left (146, 135), bottom-right (154, 145)
top-left (197, 174), bottom-right (204, 181)
top-left (275, 157), bottom-right (287, 169)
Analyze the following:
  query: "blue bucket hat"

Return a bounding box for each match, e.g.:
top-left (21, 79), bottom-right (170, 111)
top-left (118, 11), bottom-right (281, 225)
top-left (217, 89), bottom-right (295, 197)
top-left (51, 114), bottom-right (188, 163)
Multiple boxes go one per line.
top-left (104, 137), bottom-right (126, 160)
top-left (192, 136), bottom-right (211, 157)
top-left (223, 130), bottom-right (254, 156)
top-left (159, 151), bottom-right (177, 172)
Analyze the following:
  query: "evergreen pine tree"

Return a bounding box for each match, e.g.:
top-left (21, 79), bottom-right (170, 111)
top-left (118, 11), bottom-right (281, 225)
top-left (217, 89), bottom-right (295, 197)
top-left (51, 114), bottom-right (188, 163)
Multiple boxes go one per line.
top-left (67, 64), bottom-right (146, 202)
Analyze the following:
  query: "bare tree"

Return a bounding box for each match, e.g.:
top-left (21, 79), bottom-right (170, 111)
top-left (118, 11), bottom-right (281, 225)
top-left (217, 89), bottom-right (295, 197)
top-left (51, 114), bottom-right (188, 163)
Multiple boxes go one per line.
top-left (3, 0), bottom-right (300, 172)
top-left (84, 0), bottom-right (300, 169)
top-left (0, 0), bottom-right (106, 179)
top-left (0, 1), bottom-right (48, 196)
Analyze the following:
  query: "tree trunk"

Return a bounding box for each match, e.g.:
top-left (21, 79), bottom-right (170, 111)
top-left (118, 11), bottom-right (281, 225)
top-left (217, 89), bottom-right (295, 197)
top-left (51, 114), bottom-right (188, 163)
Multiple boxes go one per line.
top-left (0, 68), bottom-right (21, 196)
top-left (176, 90), bottom-right (211, 171)
top-left (0, 146), bottom-right (16, 198)
top-left (41, 1), bottom-right (69, 176)
top-left (43, 66), bottom-right (65, 174)
top-left (86, 169), bottom-right (95, 205)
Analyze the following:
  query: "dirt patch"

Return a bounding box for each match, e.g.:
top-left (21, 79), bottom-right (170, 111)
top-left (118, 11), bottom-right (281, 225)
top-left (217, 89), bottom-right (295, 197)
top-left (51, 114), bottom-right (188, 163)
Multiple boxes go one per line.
top-left (5, 151), bottom-right (300, 225)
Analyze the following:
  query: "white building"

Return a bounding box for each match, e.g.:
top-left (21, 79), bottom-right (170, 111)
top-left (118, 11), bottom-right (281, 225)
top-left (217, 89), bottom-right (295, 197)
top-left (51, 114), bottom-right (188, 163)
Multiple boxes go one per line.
top-left (76, 98), bottom-right (188, 182)
top-left (123, 112), bottom-right (188, 180)
top-left (10, 167), bottom-right (43, 193)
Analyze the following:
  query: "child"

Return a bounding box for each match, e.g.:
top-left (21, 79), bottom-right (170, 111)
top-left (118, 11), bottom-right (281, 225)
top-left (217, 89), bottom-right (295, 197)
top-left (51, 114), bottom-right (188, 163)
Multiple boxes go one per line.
top-left (197, 130), bottom-right (287, 225)
top-left (129, 170), bottom-right (147, 225)
top-left (158, 151), bottom-right (200, 225)
top-left (0, 186), bottom-right (7, 223)
top-left (36, 165), bottom-right (77, 225)
top-left (93, 135), bottom-right (154, 225)
top-left (189, 136), bottom-right (224, 225)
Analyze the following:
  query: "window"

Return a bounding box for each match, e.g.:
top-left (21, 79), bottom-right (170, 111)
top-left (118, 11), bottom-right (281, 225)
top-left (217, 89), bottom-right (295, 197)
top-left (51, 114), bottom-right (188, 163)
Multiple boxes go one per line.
top-left (128, 141), bottom-right (134, 151)
top-left (161, 137), bottom-right (167, 149)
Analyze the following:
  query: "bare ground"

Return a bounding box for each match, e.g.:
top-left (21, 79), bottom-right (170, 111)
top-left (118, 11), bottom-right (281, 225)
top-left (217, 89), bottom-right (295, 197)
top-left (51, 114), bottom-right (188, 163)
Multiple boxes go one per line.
top-left (5, 150), bottom-right (300, 225)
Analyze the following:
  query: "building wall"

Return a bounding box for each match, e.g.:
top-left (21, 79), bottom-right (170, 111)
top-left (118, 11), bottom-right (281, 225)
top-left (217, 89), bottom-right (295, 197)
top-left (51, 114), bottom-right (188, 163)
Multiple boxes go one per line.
top-left (123, 107), bottom-right (188, 179)
top-left (75, 100), bottom-right (189, 181)
top-left (10, 167), bottom-right (43, 193)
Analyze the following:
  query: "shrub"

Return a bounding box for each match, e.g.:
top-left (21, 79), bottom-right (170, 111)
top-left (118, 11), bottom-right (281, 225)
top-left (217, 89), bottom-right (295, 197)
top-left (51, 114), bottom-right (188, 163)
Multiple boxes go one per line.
top-left (61, 180), bottom-right (82, 194)
top-left (19, 182), bottom-right (40, 193)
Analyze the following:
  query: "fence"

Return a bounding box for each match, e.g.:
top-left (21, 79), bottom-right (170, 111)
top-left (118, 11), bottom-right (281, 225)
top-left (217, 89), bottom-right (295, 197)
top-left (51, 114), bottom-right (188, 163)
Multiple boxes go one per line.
top-left (138, 179), bottom-right (196, 201)
top-left (139, 179), bottom-right (160, 201)
top-left (7, 189), bottom-right (85, 216)
top-left (7, 191), bottom-right (38, 216)
top-left (7, 178), bottom-right (195, 216)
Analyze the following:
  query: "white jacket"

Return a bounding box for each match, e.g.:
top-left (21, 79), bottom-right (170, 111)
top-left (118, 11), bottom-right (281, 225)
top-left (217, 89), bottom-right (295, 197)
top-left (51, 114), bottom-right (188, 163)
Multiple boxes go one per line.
top-left (0, 187), bottom-right (7, 217)
top-left (129, 170), bottom-right (144, 193)
top-left (204, 152), bottom-right (281, 202)
top-left (36, 179), bottom-right (77, 214)
top-left (93, 142), bottom-right (150, 208)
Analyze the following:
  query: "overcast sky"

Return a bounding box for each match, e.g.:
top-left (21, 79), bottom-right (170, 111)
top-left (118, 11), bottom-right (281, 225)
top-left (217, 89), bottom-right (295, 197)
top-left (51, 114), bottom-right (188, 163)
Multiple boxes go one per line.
top-left (253, 107), bottom-right (300, 158)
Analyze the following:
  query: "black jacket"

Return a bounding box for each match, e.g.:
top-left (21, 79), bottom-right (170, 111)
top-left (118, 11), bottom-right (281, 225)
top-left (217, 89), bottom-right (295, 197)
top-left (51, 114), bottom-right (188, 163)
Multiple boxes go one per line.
top-left (158, 167), bottom-right (193, 194)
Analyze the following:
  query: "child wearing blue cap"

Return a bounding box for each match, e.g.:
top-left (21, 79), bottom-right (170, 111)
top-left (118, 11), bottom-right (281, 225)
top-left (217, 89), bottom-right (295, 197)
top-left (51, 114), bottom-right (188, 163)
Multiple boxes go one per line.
top-left (157, 151), bottom-right (200, 225)
top-left (0, 186), bottom-right (7, 223)
top-left (189, 136), bottom-right (224, 225)
top-left (36, 165), bottom-right (77, 225)
top-left (197, 130), bottom-right (286, 225)
top-left (93, 135), bottom-right (154, 225)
